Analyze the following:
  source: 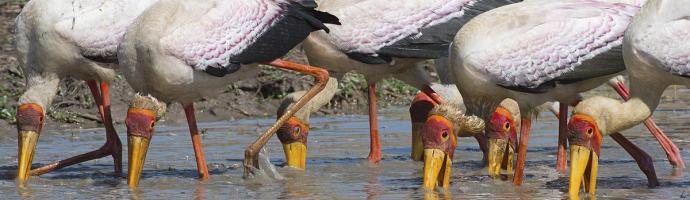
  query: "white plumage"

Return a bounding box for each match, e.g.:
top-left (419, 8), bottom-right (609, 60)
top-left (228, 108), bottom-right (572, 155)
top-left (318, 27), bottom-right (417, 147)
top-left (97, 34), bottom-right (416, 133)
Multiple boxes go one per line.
top-left (448, 0), bottom-right (655, 186)
top-left (323, 0), bottom-right (473, 55)
top-left (631, 13), bottom-right (690, 77)
top-left (13, 0), bottom-right (159, 184)
top-left (463, 0), bottom-right (638, 88)
top-left (54, 0), bottom-right (158, 58)
top-left (162, 0), bottom-right (291, 71)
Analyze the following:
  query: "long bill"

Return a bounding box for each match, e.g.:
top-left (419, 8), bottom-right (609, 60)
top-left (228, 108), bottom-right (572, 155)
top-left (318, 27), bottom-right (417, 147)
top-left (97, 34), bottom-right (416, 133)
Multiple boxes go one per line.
top-left (128, 135), bottom-right (151, 188)
top-left (423, 149), bottom-right (452, 190)
top-left (282, 142), bottom-right (307, 169)
top-left (411, 122), bottom-right (425, 161)
top-left (487, 138), bottom-right (514, 178)
top-left (16, 130), bottom-right (39, 184)
top-left (569, 145), bottom-right (599, 199)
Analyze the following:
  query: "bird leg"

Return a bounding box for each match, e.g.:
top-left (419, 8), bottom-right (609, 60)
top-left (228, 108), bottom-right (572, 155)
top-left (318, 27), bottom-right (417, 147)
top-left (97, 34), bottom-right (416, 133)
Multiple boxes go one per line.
top-left (367, 84), bottom-right (381, 163)
top-left (610, 81), bottom-right (685, 168)
top-left (30, 81), bottom-right (122, 177)
top-left (608, 133), bottom-right (660, 187)
top-left (184, 103), bottom-right (209, 180)
top-left (556, 103), bottom-right (568, 173)
top-left (244, 59), bottom-right (329, 178)
top-left (512, 117), bottom-right (532, 186)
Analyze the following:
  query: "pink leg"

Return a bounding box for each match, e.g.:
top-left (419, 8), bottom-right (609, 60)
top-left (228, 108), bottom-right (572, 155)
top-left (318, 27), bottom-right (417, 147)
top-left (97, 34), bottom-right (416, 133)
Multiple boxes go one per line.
top-left (513, 118), bottom-right (532, 186)
top-left (30, 81), bottom-right (122, 177)
top-left (367, 84), bottom-right (381, 163)
top-left (611, 82), bottom-right (685, 168)
top-left (609, 133), bottom-right (660, 187)
top-left (184, 104), bottom-right (209, 180)
top-left (556, 103), bottom-right (568, 173)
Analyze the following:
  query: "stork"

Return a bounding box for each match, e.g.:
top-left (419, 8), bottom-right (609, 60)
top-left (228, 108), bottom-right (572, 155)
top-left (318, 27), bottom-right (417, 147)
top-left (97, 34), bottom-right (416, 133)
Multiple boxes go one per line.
top-left (421, 0), bottom-right (672, 189)
top-left (274, 0), bottom-right (524, 169)
top-left (116, 0), bottom-right (339, 188)
top-left (14, 0), bottom-right (158, 184)
top-left (568, 0), bottom-right (689, 198)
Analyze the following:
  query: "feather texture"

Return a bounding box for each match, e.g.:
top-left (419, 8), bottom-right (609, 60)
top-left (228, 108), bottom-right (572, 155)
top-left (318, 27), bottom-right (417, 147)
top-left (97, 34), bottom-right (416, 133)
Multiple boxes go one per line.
top-left (633, 17), bottom-right (690, 77)
top-left (466, 0), bottom-right (639, 88)
top-left (323, 0), bottom-right (475, 56)
top-left (54, 0), bottom-right (158, 59)
top-left (161, 0), bottom-right (337, 73)
top-left (161, 0), bottom-right (292, 71)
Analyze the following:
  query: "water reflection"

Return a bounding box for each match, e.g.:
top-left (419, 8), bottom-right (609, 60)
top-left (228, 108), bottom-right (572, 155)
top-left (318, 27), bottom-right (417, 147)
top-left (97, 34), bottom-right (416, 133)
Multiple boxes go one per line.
top-left (365, 165), bottom-right (382, 200)
top-left (423, 189), bottom-right (453, 200)
top-left (280, 169), bottom-right (313, 199)
top-left (194, 182), bottom-right (205, 200)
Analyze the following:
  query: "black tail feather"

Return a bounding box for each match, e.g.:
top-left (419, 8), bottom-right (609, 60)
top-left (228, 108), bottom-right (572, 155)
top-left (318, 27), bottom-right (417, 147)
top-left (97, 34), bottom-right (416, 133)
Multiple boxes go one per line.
top-left (289, 2), bottom-right (340, 33)
top-left (294, 0), bottom-right (318, 8)
top-left (308, 10), bottom-right (341, 25)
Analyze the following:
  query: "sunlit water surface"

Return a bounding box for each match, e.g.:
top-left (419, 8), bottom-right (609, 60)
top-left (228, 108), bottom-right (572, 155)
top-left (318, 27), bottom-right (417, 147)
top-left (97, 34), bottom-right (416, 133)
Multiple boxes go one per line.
top-left (1, 86), bottom-right (689, 199)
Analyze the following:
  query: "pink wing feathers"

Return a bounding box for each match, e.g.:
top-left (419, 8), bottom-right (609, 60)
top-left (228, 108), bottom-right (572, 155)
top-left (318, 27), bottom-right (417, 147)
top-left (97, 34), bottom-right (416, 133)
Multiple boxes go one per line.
top-left (54, 0), bottom-right (158, 58)
top-left (470, 1), bottom-right (639, 88)
top-left (160, 0), bottom-right (290, 71)
top-left (324, 0), bottom-right (475, 55)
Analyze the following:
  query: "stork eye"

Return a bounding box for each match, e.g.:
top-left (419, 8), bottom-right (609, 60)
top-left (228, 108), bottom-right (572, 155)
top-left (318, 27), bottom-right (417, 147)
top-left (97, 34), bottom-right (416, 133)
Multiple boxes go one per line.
top-left (148, 121), bottom-right (155, 131)
top-left (586, 127), bottom-right (593, 136)
top-left (441, 130), bottom-right (449, 140)
top-left (293, 126), bottom-right (301, 136)
top-left (503, 122), bottom-right (511, 130)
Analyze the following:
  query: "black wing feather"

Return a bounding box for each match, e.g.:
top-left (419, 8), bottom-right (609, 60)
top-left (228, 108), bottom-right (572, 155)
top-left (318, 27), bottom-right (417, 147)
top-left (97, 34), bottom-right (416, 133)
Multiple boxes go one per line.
top-left (202, 1), bottom-right (340, 77)
top-left (377, 0), bottom-right (523, 59)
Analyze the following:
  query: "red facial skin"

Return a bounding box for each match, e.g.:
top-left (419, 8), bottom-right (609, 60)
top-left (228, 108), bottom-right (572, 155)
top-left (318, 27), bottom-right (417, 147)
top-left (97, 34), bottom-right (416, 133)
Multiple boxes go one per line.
top-left (568, 114), bottom-right (602, 155)
top-left (16, 103), bottom-right (44, 133)
top-left (487, 106), bottom-right (517, 149)
top-left (125, 108), bottom-right (156, 139)
top-left (276, 116), bottom-right (309, 146)
top-left (410, 92), bottom-right (436, 124)
top-left (422, 115), bottom-right (457, 159)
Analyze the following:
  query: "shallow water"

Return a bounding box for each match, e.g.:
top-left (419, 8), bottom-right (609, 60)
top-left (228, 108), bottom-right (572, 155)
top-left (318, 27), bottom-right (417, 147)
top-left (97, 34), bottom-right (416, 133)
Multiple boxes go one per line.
top-left (1, 87), bottom-right (690, 199)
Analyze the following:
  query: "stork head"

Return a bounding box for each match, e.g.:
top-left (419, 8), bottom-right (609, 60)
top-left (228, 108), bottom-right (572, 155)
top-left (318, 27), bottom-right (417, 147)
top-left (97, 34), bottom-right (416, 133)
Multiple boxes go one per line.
top-left (276, 116), bottom-right (309, 169)
top-left (567, 114), bottom-right (602, 199)
top-left (125, 94), bottom-right (166, 188)
top-left (421, 104), bottom-right (484, 190)
top-left (486, 105), bottom-right (518, 178)
top-left (15, 103), bottom-right (45, 184)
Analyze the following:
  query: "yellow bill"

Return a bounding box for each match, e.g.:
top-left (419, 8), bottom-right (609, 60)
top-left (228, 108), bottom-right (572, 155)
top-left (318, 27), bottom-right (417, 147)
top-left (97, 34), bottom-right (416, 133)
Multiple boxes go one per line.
top-left (16, 131), bottom-right (39, 184)
top-left (128, 136), bottom-right (150, 188)
top-left (282, 142), bottom-right (307, 169)
top-left (423, 149), bottom-right (452, 190)
top-left (411, 122), bottom-right (424, 161)
top-left (569, 145), bottom-right (598, 199)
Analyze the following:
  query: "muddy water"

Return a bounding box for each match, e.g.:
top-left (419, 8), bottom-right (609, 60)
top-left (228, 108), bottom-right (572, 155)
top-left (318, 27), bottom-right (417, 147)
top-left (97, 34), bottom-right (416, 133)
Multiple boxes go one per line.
top-left (1, 86), bottom-right (689, 199)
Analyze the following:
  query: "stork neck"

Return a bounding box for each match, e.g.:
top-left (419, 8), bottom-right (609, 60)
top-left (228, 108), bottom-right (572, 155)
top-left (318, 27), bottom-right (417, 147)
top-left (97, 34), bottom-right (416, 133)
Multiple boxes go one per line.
top-left (603, 83), bottom-right (665, 134)
top-left (278, 77), bottom-right (338, 123)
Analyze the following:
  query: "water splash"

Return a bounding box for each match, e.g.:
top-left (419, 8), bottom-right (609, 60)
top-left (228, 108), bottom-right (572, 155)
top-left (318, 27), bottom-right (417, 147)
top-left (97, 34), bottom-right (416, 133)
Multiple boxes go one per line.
top-left (246, 146), bottom-right (284, 180)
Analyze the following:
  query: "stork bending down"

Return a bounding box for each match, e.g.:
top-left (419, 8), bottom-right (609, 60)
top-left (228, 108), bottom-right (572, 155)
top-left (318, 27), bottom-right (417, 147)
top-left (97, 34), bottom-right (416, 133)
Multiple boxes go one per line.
top-left (117, 0), bottom-right (340, 188)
